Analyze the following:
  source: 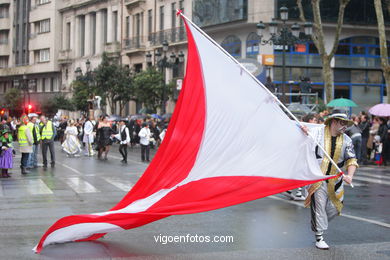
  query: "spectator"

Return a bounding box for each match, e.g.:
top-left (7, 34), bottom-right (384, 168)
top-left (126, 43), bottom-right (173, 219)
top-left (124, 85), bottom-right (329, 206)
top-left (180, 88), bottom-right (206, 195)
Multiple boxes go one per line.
top-left (264, 76), bottom-right (276, 93)
top-left (138, 122), bottom-right (151, 162)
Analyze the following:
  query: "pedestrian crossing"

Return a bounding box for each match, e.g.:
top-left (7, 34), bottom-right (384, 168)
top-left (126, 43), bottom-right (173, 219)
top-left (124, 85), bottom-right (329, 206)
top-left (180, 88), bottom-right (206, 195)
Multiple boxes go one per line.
top-left (0, 171), bottom-right (389, 197)
top-left (0, 176), bottom-right (134, 197)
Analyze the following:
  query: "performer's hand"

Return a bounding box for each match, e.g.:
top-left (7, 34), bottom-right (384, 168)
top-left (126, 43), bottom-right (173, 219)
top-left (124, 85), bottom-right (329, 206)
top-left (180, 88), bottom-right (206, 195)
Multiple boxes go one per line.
top-left (300, 125), bottom-right (309, 136)
top-left (343, 174), bottom-right (353, 184)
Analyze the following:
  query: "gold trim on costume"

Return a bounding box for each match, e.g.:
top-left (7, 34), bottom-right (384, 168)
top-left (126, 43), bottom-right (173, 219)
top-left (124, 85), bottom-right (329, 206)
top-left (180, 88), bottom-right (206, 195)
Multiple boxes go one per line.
top-left (304, 126), bottom-right (344, 214)
top-left (346, 158), bottom-right (359, 168)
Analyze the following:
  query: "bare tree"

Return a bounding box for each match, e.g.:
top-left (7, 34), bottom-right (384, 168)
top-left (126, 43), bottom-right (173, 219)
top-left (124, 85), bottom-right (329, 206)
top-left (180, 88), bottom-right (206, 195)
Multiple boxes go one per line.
top-left (374, 0), bottom-right (390, 103)
top-left (297, 0), bottom-right (350, 103)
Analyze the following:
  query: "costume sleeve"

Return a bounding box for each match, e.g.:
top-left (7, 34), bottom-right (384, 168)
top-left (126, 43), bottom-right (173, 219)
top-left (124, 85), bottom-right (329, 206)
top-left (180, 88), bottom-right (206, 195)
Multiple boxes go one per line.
top-left (344, 136), bottom-right (359, 168)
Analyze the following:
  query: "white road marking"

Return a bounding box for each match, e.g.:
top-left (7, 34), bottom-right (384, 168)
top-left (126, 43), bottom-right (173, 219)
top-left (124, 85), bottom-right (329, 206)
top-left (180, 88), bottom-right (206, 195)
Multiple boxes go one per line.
top-left (57, 162), bottom-right (82, 175)
top-left (65, 177), bottom-right (99, 193)
top-left (352, 176), bottom-right (390, 186)
top-left (268, 195), bottom-right (390, 229)
top-left (102, 177), bottom-right (133, 191)
top-left (357, 172), bottom-right (390, 181)
top-left (24, 179), bottom-right (53, 195)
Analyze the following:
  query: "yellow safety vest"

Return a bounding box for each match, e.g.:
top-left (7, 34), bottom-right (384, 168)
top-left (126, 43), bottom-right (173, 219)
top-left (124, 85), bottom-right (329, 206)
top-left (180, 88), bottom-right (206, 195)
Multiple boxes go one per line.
top-left (18, 125), bottom-right (28, 147)
top-left (40, 120), bottom-right (54, 140)
top-left (34, 124), bottom-right (41, 141)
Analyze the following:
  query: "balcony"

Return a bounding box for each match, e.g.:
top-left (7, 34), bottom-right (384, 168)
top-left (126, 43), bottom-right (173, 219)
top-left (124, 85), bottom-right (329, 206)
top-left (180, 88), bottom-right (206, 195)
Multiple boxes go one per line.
top-left (125, 0), bottom-right (145, 8)
top-left (123, 36), bottom-right (146, 52)
top-left (0, 18), bottom-right (10, 30)
top-left (149, 27), bottom-right (187, 47)
top-left (0, 44), bottom-right (9, 55)
top-left (58, 49), bottom-right (73, 64)
top-left (105, 41), bottom-right (121, 53)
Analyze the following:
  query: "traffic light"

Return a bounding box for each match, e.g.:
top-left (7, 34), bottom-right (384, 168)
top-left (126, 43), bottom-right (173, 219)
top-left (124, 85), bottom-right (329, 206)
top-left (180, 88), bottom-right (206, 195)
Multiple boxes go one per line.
top-left (0, 109), bottom-right (4, 116)
top-left (26, 104), bottom-right (33, 114)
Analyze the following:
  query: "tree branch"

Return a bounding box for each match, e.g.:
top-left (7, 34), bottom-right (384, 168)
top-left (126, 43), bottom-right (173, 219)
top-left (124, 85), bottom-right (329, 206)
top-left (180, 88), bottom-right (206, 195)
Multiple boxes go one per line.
top-left (311, 0), bottom-right (326, 57)
top-left (329, 0), bottom-right (351, 58)
top-left (296, 0), bottom-right (320, 50)
top-left (375, 0), bottom-right (390, 68)
top-left (296, 0), bottom-right (306, 22)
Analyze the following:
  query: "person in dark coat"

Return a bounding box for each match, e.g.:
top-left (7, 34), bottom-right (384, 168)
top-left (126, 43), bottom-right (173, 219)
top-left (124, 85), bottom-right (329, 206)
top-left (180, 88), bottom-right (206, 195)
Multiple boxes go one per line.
top-left (377, 117), bottom-right (389, 165)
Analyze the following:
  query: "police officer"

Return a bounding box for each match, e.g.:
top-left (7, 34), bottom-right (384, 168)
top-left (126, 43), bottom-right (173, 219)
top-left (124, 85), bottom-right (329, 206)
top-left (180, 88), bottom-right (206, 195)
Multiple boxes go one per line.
top-left (40, 115), bottom-right (56, 169)
top-left (18, 115), bottom-right (33, 174)
top-left (27, 116), bottom-right (41, 168)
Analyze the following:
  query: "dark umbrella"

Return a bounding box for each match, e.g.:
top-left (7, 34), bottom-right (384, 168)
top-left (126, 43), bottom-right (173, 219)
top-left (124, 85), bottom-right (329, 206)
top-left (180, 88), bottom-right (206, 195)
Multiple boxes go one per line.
top-left (130, 114), bottom-right (145, 120)
top-left (151, 114), bottom-right (163, 120)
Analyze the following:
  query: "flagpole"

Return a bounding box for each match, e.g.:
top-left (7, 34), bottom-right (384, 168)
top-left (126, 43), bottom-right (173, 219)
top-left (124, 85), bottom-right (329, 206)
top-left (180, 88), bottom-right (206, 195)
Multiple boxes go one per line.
top-left (178, 11), bottom-right (353, 187)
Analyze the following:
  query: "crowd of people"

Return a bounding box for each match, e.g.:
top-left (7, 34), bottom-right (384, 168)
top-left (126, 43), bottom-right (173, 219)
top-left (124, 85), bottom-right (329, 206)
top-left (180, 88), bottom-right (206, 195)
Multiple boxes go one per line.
top-left (0, 113), bottom-right (168, 178)
top-left (299, 110), bottom-right (390, 166)
top-left (0, 109), bottom-right (388, 179)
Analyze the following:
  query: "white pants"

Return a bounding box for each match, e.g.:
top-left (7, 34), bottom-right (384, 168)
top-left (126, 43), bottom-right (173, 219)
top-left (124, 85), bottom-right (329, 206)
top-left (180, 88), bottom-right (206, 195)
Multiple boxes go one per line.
top-left (310, 182), bottom-right (338, 233)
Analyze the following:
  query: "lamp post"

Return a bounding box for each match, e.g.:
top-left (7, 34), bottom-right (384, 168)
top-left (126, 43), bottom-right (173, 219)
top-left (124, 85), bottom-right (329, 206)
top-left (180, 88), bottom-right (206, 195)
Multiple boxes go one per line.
top-left (74, 59), bottom-right (94, 111)
top-left (145, 40), bottom-right (185, 114)
top-left (256, 6), bottom-right (312, 104)
top-left (14, 74), bottom-right (35, 114)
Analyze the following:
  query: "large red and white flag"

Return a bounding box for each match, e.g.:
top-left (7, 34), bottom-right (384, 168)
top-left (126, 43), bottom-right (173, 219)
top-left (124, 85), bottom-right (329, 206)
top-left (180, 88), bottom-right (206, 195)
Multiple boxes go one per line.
top-left (34, 13), bottom-right (336, 253)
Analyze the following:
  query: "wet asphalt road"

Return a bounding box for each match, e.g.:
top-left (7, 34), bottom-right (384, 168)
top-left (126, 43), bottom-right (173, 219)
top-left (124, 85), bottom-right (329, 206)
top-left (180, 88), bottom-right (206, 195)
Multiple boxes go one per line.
top-left (0, 142), bottom-right (389, 260)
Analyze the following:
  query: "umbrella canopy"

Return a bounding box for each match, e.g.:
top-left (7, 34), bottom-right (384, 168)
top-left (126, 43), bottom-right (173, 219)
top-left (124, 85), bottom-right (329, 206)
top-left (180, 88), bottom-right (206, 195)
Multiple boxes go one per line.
top-left (107, 114), bottom-right (121, 121)
top-left (368, 103), bottom-right (390, 117)
top-left (327, 98), bottom-right (357, 107)
top-left (151, 114), bottom-right (163, 120)
top-left (287, 103), bottom-right (312, 114)
top-left (130, 114), bottom-right (145, 120)
top-left (28, 113), bottom-right (39, 118)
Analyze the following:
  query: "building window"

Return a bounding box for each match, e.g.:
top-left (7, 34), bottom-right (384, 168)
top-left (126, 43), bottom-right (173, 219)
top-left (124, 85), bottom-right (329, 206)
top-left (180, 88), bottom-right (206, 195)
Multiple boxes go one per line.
top-left (147, 10), bottom-right (152, 40)
top-left (160, 6), bottom-right (164, 31)
top-left (0, 30), bottom-right (8, 44)
top-left (102, 9), bottom-right (108, 44)
top-left (0, 5), bottom-right (9, 18)
top-left (37, 19), bottom-right (50, 33)
top-left (171, 2), bottom-right (176, 28)
top-left (126, 16), bottom-right (131, 38)
top-left (37, 49), bottom-right (50, 62)
top-left (113, 11), bottom-right (118, 42)
top-left (0, 56), bottom-right (8, 68)
top-left (66, 22), bottom-right (71, 50)
top-left (246, 32), bottom-right (259, 59)
top-left (53, 77), bottom-right (59, 92)
top-left (91, 13), bottom-right (96, 54)
top-left (37, 0), bottom-right (50, 5)
top-left (179, 0), bottom-right (184, 27)
top-left (221, 35), bottom-right (242, 58)
top-left (79, 15), bottom-right (85, 56)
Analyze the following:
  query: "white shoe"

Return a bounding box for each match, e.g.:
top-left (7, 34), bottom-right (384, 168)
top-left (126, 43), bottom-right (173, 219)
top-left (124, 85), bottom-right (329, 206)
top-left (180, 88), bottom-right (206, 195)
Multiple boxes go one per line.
top-left (281, 191), bottom-right (295, 200)
top-left (294, 195), bottom-right (306, 201)
top-left (315, 239), bottom-right (329, 250)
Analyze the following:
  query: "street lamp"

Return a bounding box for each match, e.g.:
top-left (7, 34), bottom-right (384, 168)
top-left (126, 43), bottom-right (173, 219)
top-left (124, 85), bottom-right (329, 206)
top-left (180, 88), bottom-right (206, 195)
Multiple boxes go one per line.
top-left (145, 41), bottom-right (185, 114)
top-left (256, 6), bottom-right (313, 104)
top-left (14, 74), bottom-right (35, 114)
top-left (74, 60), bottom-right (95, 111)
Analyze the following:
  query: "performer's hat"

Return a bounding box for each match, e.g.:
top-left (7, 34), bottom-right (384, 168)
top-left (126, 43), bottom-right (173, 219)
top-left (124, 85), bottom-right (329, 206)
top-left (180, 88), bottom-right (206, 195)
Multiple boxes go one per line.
top-left (324, 109), bottom-right (353, 127)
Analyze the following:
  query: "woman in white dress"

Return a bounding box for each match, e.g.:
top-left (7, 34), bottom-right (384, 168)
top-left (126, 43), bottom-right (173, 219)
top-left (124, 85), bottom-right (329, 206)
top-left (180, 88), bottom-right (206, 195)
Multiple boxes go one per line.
top-left (62, 119), bottom-right (82, 156)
